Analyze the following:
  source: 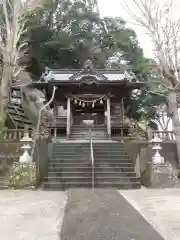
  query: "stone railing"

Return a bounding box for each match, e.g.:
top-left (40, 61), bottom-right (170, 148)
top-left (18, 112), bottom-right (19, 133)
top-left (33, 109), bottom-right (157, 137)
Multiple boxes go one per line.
top-left (152, 130), bottom-right (176, 141)
top-left (0, 129), bottom-right (33, 141)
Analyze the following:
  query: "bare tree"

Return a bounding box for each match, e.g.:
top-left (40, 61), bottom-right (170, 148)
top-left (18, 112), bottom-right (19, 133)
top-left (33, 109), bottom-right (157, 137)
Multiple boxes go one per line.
top-left (151, 105), bottom-right (171, 131)
top-left (121, 0), bottom-right (180, 162)
top-left (0, 0), bottom-right (43, 127)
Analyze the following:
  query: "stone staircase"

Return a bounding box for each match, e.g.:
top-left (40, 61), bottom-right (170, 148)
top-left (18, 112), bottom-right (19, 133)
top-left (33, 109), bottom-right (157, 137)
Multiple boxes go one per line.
top-left (7, 87), bottom-right (32, 128)
top-left (94, 142), bottom-right (140, 188)
top-left (44, 143), bottom-right (92, 189)
top-left (70, 125), bottom-right (108, 140)
top-left (7, 102), bottom-right (32, 128)
top-left (44, 141), bottom-right (141, 189)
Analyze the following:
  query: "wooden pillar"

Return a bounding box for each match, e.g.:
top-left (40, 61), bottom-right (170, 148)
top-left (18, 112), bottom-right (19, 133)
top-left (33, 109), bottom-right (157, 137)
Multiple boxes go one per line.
top-left (54, 104), bottom-right (57, 138)
top-left (121, 98), bottom-right (125, 124)
top-left (66, 97), bottom-right (71, 137)
top-left (107, 97), bottom-right (111, 138)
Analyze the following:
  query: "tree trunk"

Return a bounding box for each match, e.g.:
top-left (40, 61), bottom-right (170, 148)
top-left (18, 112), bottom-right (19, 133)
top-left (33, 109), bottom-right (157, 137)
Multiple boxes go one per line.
top-left (168, 91), bottom-right (180, 164)
top-left (0, 66), bottom-right (12, 128)
top-left (0, 95), bottom-right (6, 128)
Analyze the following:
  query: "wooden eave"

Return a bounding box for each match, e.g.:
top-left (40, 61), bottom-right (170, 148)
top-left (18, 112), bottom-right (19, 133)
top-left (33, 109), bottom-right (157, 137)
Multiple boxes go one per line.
top-left (30, 80), bottom-right (145, 89)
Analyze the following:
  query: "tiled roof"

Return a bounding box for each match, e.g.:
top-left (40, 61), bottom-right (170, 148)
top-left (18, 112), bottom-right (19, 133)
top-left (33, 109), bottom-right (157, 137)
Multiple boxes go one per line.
top-left (40, 68), bottom-right (135, 82)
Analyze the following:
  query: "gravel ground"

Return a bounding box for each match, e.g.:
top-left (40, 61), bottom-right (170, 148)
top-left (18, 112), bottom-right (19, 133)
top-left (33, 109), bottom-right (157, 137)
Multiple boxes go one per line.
top-left (0, 190), bottom-right (67, 240)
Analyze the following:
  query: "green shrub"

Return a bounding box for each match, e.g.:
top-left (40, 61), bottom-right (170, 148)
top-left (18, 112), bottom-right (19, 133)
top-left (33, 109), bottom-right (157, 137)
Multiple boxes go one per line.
top-left (9, 162), bottom-right (36, 189)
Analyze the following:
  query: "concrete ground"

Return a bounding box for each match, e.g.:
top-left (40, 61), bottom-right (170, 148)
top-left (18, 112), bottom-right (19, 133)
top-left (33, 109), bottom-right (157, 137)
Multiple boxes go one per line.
top-left (0, 190), bottom-right (67, 240)
top-left (0, 189), bottom-right (180, 239)
top-left (120, 188), bottom-right (180, 240)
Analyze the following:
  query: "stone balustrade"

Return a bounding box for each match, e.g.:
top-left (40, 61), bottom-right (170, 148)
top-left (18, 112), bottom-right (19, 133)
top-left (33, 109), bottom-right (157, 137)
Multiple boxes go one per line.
top-left (0, 129), bottom-right (33, 141)
top-left (152, 131), bottom-right (176, 141)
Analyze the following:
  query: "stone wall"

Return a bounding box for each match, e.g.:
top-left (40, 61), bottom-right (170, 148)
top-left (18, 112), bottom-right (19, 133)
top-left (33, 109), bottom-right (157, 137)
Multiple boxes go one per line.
top-left (125, 141), bottom-right (151, 186)
top-left (160, 143), bottom-right (178, 167)
top-left (125, 140), bottom-right (179, 188)
top-left (0, 142), bottom-right (22, 171)
top-left (0, 139), bottom-right (50, 188)
top-left (33, 138), bottom-right (50, 186)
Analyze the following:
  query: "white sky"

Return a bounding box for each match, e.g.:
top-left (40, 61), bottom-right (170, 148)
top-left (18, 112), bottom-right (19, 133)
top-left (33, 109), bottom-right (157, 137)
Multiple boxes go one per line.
top-left (98, 0), bottom-right (180, 59)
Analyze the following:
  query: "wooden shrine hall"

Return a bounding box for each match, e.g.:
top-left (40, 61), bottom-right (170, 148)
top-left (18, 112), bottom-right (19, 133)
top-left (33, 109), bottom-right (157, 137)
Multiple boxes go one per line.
top-left (32, 61), bottom-right (144, 140)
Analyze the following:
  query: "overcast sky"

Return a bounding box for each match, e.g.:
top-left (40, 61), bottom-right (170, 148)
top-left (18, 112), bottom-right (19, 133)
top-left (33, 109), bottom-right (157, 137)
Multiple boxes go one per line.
top-left (98, 0), bottom-right (153, 58)
top-left (98, 0), bottom-right (180, 59)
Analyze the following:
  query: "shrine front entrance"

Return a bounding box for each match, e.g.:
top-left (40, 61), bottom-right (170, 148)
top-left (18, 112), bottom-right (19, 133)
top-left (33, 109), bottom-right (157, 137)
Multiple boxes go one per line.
top-left (72, 101), bottom-right (106, 126)
top-left (55, 94), bottom-right (111, 138)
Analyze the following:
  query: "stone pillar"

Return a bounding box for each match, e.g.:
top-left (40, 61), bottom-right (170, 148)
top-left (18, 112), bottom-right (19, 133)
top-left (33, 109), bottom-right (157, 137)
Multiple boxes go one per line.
top-left (107, 98), bottom-right (111, 138)
top-left (66, 98), bottom-right (71, 138)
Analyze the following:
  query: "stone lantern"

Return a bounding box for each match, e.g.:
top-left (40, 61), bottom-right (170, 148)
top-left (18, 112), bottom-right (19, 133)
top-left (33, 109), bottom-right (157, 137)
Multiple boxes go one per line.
top-left (19, 129), bottom-right (33, 164)
top-left (150, 133), bottom-right (164, 164)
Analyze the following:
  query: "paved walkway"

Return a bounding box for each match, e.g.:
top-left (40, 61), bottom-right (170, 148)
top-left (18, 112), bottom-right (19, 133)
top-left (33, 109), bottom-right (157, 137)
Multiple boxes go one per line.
top-left (0, 190), bottom-right (67, 240)
top-left (120, 188), bottom-right (180, 240)
top-left (1, 189), bottom-right (180, 239)
top-left (60, 189), bottom-right (164, 240)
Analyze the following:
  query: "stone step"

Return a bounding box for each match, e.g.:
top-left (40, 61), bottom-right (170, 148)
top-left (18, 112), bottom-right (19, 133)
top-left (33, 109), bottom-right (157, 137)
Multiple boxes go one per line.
top-left (71, 129), bottom-right (107, 132)
top-left (53, 149), bottom-right (128, 153)
top-left (53, 143), bottom-right (90, 147)
top-left (48, 166), bottom-right (92, 171)
top-left (53, 145), bottom-right (90, 148)
top-left (94, 154), bottom-right (130, 158)
top-left (51, 154), bottom-right (90, 157)
top-left (70, 134), bottom-right (108, 138)
top-left (94, 167), bottom-right (135, 172)
top-left (52, 143), bottom-right (124, 146)
top-left (94, 172), bottom-right (137, 177)
top-left (48, 166), bottom-right (135, 172)
top-left (70, 137), bottom-right (108, 140)
top-left (43, 180), bottom-right (141, 190)
top-left (95, 176), bottom-right (140, 183)
top-left (48, 163), bottom-right (92, 168)
top-left (48, 162), bottom-right (133, 167)
top-left (94, 142), bottom-right (124, 145)
top-left (94, 144), bottom-right (125, 147)
top-left (93, 147), bottom-right (128, 150)
top-left (50, 156), bottom-right (130, 160)
top-left (49, 158), bottom-right (131, 163)
top-left (94, 182), bottom-right (141, 189)
top-left (49, 160), bottom-right (91, 164)
top-left (53, 149), bottom-right (127, 152)
top-left (70, 131), bottom-right (107, 135)
top-left (48, 172), bottom-right (92, 177)
top-left (51, 152), bottom-right (90, 156)
top-left (51, 151), bottom-right (129, 155)
top-left (94, 163), bottom-right (133, 167)
top-left (48, 171), bottom-right (136, 177)
top-left (45, 176), bottom-right (139, 183)
top-left (52, 148), bottom-right (128, 152)
top-left (46, 176), bottom-right (92, 183)
top-left (43, 182), bottom-right (141, 190)
top-left (43, 182), bottom-right (92, 189)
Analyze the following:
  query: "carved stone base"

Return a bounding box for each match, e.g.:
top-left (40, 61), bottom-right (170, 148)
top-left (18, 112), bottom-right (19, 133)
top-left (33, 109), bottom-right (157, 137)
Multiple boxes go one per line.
top-left (150, 163), bottom-right (180, 188)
